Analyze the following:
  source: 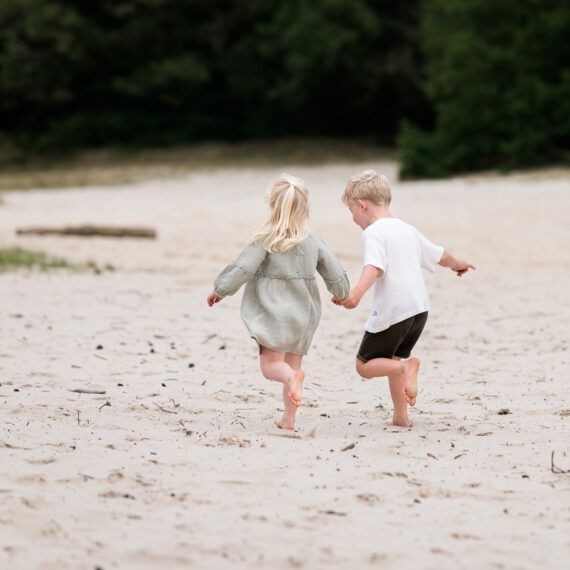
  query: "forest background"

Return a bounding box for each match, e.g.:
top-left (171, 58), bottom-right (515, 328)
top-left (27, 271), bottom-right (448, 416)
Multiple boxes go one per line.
top-left (0, 0), bottom-right (568, 178)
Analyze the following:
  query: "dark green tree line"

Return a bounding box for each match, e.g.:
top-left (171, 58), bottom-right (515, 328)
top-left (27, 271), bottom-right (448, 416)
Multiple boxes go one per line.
top-left (399, 0), bottom-right (570, 177)
top-left (2, 0), bottom-right (568, 176)
top-left (0, 0), bottom-right (426, 150)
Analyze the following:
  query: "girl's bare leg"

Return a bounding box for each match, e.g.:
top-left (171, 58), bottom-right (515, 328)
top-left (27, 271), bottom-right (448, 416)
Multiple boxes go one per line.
top-left (274, 353), bottom-right (304, 430)
top-left (259, 347), bottom-right (304, 412)
top-left (284, 352), bottom-right (304, 407)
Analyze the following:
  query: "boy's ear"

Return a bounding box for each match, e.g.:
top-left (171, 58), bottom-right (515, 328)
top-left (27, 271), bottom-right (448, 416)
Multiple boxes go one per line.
top-left (358, 199), bottom-right (367, 210)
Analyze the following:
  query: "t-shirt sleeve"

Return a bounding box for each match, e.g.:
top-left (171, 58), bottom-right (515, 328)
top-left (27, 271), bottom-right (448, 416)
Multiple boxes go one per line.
top-left (362, 228), bottom-right (387, 272)
top-left (415, 229), bottom-right (444, 273)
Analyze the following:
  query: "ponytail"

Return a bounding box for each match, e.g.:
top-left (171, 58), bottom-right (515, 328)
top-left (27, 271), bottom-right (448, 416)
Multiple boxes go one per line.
top-left (251, 174), bottom-right (309, 252)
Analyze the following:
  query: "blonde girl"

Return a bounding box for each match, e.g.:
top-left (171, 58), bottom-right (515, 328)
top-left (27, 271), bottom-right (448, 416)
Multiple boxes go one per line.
top-left (207, 174), bottom-right (349, 430)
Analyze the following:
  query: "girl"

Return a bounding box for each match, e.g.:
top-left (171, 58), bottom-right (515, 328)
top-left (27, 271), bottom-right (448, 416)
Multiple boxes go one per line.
top-left (207, 173), bottom-right (349, 430)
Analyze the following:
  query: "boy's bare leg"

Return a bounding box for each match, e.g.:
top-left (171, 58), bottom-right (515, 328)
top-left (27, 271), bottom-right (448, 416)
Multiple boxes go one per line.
top-left (391, 356), bottom-right (420, 406)
top-left (356, 358), bottom-right (412, 427)
top-left (275, 353), bottom-right (304, 430)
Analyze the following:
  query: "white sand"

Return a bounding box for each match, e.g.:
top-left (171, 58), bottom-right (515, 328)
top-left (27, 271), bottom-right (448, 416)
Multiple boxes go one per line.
top-left (1, 162), bottom-right (569, 569)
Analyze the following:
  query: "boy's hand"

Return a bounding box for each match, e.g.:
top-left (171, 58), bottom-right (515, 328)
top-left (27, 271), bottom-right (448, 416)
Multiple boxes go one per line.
top-left (207, 291), bottom-right (223, 306)
top-left (452, 260), bottom-right (476, 277)
top-left (439, 251), bottom-right (475, 277)
top-left (332, 291), bottom-right (360, 309)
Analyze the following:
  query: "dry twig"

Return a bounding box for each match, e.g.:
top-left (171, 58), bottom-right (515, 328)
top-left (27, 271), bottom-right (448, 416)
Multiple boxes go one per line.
top-left (153, 402), bottom-right (178, 414)
top-left (551, 451), bottom-right (570, 474)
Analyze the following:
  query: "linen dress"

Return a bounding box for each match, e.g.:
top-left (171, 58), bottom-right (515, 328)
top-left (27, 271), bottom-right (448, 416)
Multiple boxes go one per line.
top-left (214, 233), bottom-right (350, 355)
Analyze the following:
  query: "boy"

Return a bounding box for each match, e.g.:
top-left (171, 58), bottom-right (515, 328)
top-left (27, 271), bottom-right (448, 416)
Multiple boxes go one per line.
top-left (334, 170), bottom-right (474, 427)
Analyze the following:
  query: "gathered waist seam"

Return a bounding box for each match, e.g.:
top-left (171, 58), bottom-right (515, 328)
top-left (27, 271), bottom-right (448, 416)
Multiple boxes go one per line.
top-left (257, 273), bottom-right (316, 281)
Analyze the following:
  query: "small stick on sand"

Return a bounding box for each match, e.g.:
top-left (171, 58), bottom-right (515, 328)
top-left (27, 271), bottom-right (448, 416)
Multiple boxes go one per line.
top-left (551, 451), bottom-right (570, 475)
top-left (153, 402), bottom-right (178, 414)
top-left (266, 431), bottom-right (302, 440)
top-left (70, 389), bottom-right (106, 395)
top-left (98, 400), bottom-right (111, 411)
top-left (341, 442), bottom-right (357, 452)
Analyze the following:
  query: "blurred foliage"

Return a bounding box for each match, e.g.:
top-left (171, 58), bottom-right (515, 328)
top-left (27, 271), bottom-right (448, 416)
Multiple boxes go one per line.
top-left (0, 246), bottom-right (71, 270)
top-left (1, 0), bottom-right (568, 177)
top-left (0, 246), bottom-right (115, 272)
top-left (399, 0), bottom-right (570, 177)
top-left (0, 0), bottom-right (427, 152)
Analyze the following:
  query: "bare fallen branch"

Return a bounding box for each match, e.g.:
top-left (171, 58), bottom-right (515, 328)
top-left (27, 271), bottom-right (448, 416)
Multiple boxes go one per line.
top-left (16, 225), bottom-right (156, 239)
top-left (70, 389), bottom-right (106, 395)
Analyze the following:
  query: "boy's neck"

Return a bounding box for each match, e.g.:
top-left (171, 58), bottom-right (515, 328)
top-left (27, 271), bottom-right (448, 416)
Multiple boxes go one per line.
top-left (366, 204), bottom-right (393, 226)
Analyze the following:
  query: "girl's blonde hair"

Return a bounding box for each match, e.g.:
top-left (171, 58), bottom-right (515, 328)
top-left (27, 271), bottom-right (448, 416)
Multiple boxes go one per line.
top-left (251, 173), bottom-right (309, 253)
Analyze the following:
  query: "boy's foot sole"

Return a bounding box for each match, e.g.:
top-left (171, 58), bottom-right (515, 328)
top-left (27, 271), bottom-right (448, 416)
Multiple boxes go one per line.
top-left (404, 358), bottom-right (420, 406)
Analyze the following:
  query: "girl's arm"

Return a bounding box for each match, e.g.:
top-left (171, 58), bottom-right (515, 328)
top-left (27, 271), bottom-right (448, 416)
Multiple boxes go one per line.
top-left (316, 238), bottom-right (350, 300)
top-left (333, 264), bottom-right (382, 309)
top-left (207, 244), bottom-right (267, 305)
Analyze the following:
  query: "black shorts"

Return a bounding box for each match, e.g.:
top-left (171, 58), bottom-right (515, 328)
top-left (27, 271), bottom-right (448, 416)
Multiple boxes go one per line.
top-left (357, 312), bottom-right (428, 362)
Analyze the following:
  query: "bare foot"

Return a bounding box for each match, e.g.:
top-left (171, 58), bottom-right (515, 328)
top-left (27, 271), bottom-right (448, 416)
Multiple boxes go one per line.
top-left (391, 414), bottom-right (410, 428)
top-left (387, 367), bottom-right (409, 427)
top-left (403, 357), bottom-right (420, 406)
top-left (274, 418), bottom-right (295, 430)
top-left (385, 418), bottom-right (412, 428)
top-left (288, 370), bottom-right (305, 407)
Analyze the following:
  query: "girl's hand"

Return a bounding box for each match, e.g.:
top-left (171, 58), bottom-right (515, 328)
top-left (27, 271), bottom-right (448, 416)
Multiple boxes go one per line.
top-left (207, 292), bottom-right (223, 306)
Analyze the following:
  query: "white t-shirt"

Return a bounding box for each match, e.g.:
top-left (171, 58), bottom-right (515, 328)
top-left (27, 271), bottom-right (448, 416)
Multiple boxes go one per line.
top-left (362, 218), bottom-right (444, 333)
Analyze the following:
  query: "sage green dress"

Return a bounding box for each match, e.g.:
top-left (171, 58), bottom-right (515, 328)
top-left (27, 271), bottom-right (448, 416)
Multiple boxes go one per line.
top-left (214, 233), bottom-right (350, 355)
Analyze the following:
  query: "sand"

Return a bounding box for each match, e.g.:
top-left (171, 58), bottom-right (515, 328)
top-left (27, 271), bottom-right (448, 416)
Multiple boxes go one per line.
top-left (1, 161), bottom-right (569, 569)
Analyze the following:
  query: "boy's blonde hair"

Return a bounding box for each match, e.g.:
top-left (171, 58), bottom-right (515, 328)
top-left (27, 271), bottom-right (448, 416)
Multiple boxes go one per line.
top-left (342, 170), bottom-right (391, 207)
top-left (251, 173), bottom-right (309, 253)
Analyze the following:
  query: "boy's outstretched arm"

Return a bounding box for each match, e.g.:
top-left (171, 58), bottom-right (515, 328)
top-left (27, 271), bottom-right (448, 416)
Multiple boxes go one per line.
top-left (332, 264), bottom-right (382, 309)
top-left (439, 250), bottom-right (476, 277)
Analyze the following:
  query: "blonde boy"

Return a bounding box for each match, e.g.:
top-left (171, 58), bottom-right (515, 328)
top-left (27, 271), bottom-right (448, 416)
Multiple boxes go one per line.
top-left (334, 170), bottom-right (474, 427)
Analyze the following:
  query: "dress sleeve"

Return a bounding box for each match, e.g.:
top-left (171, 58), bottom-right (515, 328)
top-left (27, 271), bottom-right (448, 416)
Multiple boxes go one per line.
top-left (414, 229), bottom-right (444, 273)
top-left (214, 243), bottom-right (267, 297)
top-left (316, 237), bottom-right (350, 299)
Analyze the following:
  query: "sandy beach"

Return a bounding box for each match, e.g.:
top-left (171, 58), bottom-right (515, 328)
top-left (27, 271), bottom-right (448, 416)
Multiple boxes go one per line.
top-left (1, 161), bottom-right (569, 569)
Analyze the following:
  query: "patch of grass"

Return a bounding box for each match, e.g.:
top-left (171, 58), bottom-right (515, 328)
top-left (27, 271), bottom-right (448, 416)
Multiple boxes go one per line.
top-left (85, 260), bottom-right (116, 274)
top-left (0, 138), bottom-right (393, 191)
top-left (0, 247), bottom-right (72, 271)
top-left (0, 247), bottom-right (116, 273)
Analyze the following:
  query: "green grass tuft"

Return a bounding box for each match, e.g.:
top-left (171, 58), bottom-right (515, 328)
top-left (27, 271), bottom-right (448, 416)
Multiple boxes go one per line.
top-left (0, 247), bottom-right (72, 271)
